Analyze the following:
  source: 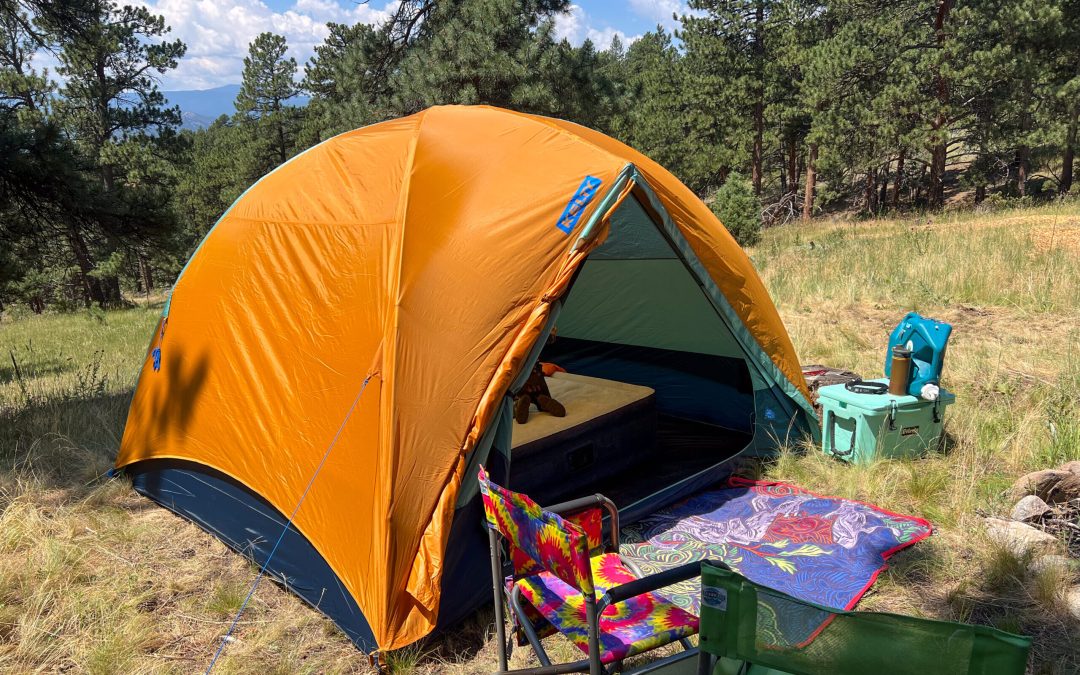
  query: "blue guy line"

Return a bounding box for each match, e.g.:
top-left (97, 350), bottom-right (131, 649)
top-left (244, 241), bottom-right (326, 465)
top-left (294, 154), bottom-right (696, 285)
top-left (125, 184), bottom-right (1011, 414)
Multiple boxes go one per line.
top-left (205, 374), bottom-right (374, 673)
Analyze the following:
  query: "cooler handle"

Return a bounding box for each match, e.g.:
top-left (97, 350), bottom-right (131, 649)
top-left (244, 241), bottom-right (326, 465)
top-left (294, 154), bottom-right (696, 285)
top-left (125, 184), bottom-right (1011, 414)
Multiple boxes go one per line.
top-left (827, 410), bottom-right (856, 459)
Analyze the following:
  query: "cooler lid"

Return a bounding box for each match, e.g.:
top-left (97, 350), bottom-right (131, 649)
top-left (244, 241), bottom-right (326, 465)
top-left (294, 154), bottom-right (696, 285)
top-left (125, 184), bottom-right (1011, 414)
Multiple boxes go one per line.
top-left (817, 378), bottom-right (954, 412)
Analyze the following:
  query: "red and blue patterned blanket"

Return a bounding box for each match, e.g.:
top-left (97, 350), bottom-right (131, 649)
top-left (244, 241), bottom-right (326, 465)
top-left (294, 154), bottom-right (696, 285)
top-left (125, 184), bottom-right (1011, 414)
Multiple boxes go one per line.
top-left (621, 477), bottom-right (932, 617)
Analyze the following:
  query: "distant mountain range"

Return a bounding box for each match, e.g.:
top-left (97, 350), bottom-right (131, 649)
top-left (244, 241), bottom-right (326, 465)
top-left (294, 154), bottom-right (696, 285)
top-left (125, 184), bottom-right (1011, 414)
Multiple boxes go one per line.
top-left (162, 84), bottom-right (310, 130)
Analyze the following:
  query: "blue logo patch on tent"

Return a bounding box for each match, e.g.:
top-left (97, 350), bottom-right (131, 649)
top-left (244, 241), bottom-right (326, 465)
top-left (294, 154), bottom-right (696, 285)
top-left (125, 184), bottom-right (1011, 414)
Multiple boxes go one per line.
top-left (152, 348), bottom-right (162, 372)
top-left (556, 175), bottom-right (602, 234)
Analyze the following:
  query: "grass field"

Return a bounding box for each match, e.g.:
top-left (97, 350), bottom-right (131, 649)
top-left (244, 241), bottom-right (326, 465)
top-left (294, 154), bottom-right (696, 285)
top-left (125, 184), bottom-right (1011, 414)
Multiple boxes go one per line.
top-left (1, 203), bottom-right (1079, 673)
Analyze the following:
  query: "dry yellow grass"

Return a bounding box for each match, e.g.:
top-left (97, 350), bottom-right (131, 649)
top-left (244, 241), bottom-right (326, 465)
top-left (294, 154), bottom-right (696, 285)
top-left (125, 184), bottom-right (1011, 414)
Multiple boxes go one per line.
top-left (1, 202), bottom-right (1078, 673)
top-left (757, 202), bottom-right (1080, 672)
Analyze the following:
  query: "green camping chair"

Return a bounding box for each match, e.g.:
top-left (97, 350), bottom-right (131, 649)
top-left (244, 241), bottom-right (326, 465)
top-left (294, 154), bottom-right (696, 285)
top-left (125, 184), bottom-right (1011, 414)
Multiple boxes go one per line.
top-left (478, 466), bottom-right (702, 675)
top-left (696, 560), bottom-right (1032, 675)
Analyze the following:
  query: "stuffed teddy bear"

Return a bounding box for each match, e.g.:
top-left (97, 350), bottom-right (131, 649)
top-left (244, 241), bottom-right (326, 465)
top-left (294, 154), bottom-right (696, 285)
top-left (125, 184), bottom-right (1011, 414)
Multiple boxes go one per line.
top-left (514, 362), bottom-right (566, 424)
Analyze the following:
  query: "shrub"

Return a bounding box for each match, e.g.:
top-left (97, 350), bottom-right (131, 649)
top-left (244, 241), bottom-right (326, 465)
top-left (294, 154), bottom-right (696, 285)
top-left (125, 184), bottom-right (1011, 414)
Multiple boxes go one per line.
top-left (709, 173), bottom-right (762, 247)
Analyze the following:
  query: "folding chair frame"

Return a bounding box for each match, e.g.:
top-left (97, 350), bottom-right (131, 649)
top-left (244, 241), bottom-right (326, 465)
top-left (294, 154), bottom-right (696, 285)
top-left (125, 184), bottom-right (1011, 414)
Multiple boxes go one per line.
top-left (488, 493), bottom-right (700, 675)
top-left (694, 559), bottom-right (1032, 675)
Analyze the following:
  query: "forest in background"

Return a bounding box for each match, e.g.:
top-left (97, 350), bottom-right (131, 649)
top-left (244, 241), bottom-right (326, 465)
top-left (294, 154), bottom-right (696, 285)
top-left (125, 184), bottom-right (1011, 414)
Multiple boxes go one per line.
top-left (2, 0), bottom-right (1079, 312)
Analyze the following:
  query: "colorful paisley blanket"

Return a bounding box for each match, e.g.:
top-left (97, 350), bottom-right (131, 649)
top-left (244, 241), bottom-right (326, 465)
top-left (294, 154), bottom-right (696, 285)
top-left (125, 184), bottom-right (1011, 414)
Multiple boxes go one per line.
top-left (620, 477), bottom-right (931, 623)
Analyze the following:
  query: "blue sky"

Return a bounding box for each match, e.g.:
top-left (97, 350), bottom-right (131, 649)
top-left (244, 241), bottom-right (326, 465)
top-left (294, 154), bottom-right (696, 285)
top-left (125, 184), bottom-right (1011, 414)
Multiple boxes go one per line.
top-left (114, 0), bottom-right (686, 90)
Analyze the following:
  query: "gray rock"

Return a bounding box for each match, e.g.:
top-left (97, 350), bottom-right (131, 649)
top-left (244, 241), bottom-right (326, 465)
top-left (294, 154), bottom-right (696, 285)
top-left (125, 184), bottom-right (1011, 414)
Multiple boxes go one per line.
top-left (983, 517), bottom-right (1057, 557)
top-left (1066, 586), bottom-right (1080, 621)
top-left (1011, 495), bottom-right (1051, 522)
top-left (1008, 469), bottom-right (1080, 503)
top-left (1050, 474), bottom-right (1080, 503)
top-left (1060, 460), bottom-right (1080, 476)
top-left (1029, 554), bottom-right (1077, 579)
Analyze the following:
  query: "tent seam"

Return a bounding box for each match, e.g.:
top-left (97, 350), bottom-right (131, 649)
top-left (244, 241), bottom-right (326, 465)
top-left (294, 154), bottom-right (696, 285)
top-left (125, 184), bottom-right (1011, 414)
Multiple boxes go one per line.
top-left (380, 109), bottom-right (427, 646)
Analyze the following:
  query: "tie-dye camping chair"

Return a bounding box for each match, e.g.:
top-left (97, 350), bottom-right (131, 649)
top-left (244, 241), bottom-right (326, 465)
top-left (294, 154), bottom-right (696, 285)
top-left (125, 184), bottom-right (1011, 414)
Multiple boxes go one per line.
top-left (478, 466), bottom-right (702, 675)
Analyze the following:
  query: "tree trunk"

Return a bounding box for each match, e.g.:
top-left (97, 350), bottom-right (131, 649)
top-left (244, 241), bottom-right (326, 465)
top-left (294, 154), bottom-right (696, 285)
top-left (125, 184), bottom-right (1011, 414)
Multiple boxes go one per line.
top-left (975, 184), bottom-right (986, 204)
top-left (786, 138), bottom-right (798, 198)
top-left (1016, 76), bottom-right (1033, 197)
top-left (928, 0), bottom-right (954, 210)
top-left (752, 101), bottom-right (764, 196)
top-left (802, 143), bottom-right (818, 222)
top-left (103, 276), bottom-right (123, 306)
top-left (1016, 146), bottom-right (1029, 197)
top-left (277, 119), bottom-right (287, 165)
top-left (67, 226), bottom-right (105, 308)
top-left (892, 148), bottom-right (905, 209)
top-left (138, 253), bottom-right (154, 299)
top-left (1061, 104), bottom-right (1077, 194)
top-left (751, 0), bottom-right (764, 196)
top-left (862, 170), bottom-right (874, 214)
top-left (879, 161), bottom-right (890, 209)
top-left (929, 141), bottom-right (947, 208)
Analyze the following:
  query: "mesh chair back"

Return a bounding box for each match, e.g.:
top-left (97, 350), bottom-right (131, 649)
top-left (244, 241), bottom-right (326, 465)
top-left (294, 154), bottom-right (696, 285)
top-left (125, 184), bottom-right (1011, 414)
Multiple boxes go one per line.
top-left (699, 560), bottom-right (1031, 675)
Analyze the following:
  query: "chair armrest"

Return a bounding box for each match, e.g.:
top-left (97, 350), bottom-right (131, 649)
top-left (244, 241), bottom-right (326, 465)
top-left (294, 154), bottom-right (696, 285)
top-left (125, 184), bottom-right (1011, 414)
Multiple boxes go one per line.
top-left (544, 494), bottom-right (620, 552)
top-left (597, 560), bottom-right (701, 614)
top-left (545, 494), bottom-right (616, 520)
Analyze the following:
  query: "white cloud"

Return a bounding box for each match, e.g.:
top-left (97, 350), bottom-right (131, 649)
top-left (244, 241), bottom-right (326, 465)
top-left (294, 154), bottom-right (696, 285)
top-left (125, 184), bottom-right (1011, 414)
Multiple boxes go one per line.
top-left (553, 4), bottom-right (638, 51)
top-left (585, 26), bottom-right (633, 50)
top-left (132, 0), bottom-right (398, 90)
top-left (552, 3), bottom-right (586, 44)
top-left (627, 0), bottom-right (686, 30)
top-left (52, 1), bottom-right (655, 91)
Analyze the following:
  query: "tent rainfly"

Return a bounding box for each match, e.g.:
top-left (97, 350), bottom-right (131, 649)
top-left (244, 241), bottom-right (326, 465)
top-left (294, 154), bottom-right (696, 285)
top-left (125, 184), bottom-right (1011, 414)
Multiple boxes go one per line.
top-left (115, 105), bottom-right (819, 653)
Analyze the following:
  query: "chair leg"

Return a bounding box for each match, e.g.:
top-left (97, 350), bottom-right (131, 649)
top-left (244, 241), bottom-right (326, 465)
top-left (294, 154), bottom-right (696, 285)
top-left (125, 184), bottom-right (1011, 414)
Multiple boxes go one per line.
top-left (510, 586), bottom-right (553, 668)
top-left (585, 594), bottom-right (602, 675)
top-left (697, 653), bottom-right (713, 675)
top-left (489, 527), bottom-right (509, 673)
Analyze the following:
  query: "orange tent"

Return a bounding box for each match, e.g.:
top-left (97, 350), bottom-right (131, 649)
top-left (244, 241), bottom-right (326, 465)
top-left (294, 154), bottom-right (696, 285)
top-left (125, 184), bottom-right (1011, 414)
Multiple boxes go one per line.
top-left (116, 105), bottom-right (817, 652)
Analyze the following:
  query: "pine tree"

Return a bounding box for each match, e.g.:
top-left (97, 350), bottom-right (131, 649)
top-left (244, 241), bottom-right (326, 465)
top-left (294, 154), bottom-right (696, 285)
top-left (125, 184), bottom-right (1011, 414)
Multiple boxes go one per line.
top-left (301, 22), bottom-right (387, 143)
top-left (3, 0), bottom-right (185, 308)
top-left (681, 0), bottom-right (786, 196)
top-left (388, 0), bottom-right (568, 114)
top-left (55, 1), bottom-right (185, 190)
top-left (236, 32), bottom-right (301, 172)
top-left (613, 30), bottom-right (701, 188)
top-left (172, 118), bottom-right (249, 246)
top-left (709, 173), bottom-right (761, 245)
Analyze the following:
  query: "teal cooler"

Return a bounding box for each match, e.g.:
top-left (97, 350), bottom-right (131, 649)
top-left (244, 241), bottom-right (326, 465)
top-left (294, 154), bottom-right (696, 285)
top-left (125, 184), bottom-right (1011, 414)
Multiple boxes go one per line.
top-left (819, 378), bottom-right (954, 463)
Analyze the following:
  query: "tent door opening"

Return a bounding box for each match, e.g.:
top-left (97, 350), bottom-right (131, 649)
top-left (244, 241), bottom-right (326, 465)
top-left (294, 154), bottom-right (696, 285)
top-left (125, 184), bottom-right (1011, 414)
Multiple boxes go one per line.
top-left (507, 190), bottom-right (756, 515)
